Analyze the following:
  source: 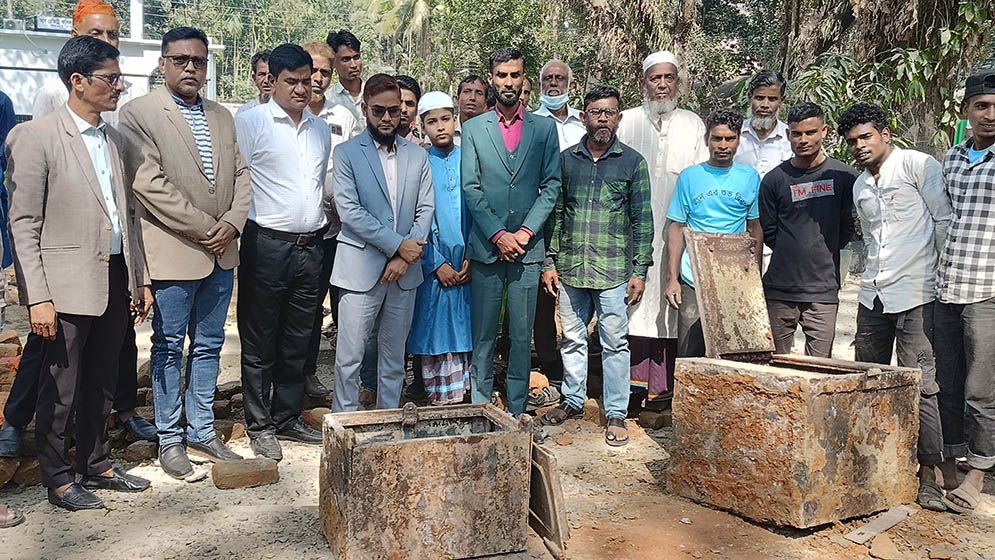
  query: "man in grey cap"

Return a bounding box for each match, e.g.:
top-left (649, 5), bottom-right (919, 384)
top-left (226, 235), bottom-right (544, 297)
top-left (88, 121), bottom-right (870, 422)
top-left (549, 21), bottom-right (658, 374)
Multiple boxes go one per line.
top-left (935, 67), bottom-right (995, 514)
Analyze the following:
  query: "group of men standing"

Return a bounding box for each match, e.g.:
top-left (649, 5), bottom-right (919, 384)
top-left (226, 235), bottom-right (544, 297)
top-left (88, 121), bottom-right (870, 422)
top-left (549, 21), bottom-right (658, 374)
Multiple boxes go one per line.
top-left (0, 0), bottom-right (992, 527)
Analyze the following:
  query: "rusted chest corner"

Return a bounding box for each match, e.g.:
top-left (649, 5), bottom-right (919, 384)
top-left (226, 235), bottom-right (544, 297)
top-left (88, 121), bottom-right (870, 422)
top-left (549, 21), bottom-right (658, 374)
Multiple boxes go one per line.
top-left (319, 403), bottom-right (533, 559)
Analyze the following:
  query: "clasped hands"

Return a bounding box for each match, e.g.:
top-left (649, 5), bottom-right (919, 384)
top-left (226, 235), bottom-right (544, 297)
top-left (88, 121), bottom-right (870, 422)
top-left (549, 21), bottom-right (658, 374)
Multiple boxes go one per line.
top-left (496, 229), bottom-right (532, 262)
top-left (381, 238), bottom-right (426, 284)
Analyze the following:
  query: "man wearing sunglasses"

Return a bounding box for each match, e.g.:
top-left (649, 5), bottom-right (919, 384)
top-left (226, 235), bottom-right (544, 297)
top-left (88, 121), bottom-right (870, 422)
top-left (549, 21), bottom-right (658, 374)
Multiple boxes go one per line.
top-left (330, 73), bottom-right (435, 412)
top-left (119, 27), bottom-right (252, 479)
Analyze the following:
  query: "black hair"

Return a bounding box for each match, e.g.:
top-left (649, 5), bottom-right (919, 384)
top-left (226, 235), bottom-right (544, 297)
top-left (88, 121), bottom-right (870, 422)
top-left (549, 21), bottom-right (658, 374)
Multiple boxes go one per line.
top-left (161, 26), bottom-right (209, 56)
top-left (326, 30), bottom-right (361, 54)
top-left (705, 108), bottom-right (743, 135)
top-left (583, 85), bottom-right (621, 109)
top-left (58, 36), bottom-right (120, 89)
top-left (489, 47), bottom-right (524, 72)
top-left (267, 43), bottom-right (313, 78)
top-left (787, 102), bottom-right (824, 125)
top-left (394, 75), bottom-right (422, 101)
top-left (748, 69), bottom-right (787, 97)
top-left (485, 85), bottom-right (497, 109)
top-left (250, 50), bottom-right (271, 74)
top-left (837, 103), bottom-right (889, 136)
top-left (364, 73), bottom-right (400, 101)
top-left (457, 75), bottom-right (485, 97)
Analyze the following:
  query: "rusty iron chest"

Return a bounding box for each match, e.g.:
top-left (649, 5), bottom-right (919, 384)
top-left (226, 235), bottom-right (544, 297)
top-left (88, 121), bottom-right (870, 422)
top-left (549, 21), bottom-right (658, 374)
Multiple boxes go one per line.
top-left (667, 232), bottom-right (920, 528)
top-left (319, 403), bottom-right (533, 559)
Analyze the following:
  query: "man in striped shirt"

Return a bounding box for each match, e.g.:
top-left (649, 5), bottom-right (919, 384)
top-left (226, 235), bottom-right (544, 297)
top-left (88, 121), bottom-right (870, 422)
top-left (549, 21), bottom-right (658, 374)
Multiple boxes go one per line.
top-left (120, 27), bottom-right (252, 479)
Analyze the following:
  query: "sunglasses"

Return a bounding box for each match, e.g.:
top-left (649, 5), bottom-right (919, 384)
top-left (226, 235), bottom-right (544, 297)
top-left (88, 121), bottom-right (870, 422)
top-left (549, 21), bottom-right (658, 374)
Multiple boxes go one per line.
top-left (85, 73), bottom-right (123, 86)
top-left (163, 55), bottom-right (208, 70)
top-left (369, 105), bottom-right (402, 119)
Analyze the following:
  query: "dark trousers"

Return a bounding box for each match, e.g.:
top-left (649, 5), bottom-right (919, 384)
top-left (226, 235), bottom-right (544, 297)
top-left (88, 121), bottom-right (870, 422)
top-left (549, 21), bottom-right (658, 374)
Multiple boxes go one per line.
top-left (766, 299), bottom-right (838, 357)
top-left (533, 287), bottom-right (562, 382)
top-left (677, 283), bottom-right (706, 358)
top-left (37, 256), bottom-right (130, 488)
top-left (854, 298), bottom-right (943, 466)
top-left (3, 308), bottom-right (138, 430)
top-left (237, 221), bottom-right (323, 437)
top-left (934, 296), bottom-right (995, 470)
top-left (304, 237), bottom-right (338, 379)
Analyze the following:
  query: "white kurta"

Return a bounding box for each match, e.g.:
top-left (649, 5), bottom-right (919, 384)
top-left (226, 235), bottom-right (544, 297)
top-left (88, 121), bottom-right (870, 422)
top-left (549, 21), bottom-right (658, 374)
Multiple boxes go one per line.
top-left (618, 105), bottom-right (708, 339)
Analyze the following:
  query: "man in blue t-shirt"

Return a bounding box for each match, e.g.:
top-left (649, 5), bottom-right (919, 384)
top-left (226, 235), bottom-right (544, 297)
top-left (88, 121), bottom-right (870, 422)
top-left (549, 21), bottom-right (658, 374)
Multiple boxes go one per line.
top-left (664, 108), bottom-right (762, 357)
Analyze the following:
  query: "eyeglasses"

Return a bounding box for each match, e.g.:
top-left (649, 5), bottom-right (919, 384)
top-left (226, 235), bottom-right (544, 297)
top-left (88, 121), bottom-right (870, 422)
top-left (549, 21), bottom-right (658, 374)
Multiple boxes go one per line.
top-left (369, 105), bottom-right (402, 119)
top-left (586, 108), bottom-right (620, 117)
top-left (164, 55), bottom-right (208, 70)
top-left (85, 73), bottom-right (124, 87)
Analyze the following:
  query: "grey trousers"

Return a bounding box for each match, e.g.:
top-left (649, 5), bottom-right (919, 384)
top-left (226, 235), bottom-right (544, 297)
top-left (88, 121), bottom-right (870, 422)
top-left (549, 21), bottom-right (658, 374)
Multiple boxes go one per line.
top-left (333, 281), bottom-right (416, 412)
top-left (766, 300), bottom-right (838, 357)
top-left (934, 296), bottom-right (995, 470)
top-left (677, 283), bottom-right (706, 358)
top-left (854, 298), bottom-right (943, 466)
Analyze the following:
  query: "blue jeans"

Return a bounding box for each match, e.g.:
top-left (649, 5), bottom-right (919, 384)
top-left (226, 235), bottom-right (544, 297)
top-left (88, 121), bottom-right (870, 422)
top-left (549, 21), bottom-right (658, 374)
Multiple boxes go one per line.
top-left (150, 265), bottom-right (234, 447)
top-left (558, 282), bottom-right (630, 420)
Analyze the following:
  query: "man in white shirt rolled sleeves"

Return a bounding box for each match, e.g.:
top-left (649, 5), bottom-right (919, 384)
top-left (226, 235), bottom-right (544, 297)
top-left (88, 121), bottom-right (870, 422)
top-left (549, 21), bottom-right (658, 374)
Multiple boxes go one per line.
top-left (838, 102), bottom-right (953, 511)
top-left (235, 44), bottom-right (331, 462)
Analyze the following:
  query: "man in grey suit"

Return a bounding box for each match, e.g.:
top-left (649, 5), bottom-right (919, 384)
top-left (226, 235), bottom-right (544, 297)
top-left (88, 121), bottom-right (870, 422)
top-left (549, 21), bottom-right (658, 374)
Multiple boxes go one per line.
top-left (331, 73), bottom-right (434, 412)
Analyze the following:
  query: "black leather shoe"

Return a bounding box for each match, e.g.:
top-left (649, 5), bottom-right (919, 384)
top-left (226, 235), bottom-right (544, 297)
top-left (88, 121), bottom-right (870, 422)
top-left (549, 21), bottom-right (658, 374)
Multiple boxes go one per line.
top-left (158, 443), bottom-right (194, 479)
top-left (48, 483), bottom-right (104, 511)
top-left (81, 466), bottom-right (151, 493)
top-left (188, 438), bottom-right (243, 462)
top-left (0, 423), bottom-right (23, 458)
top-left (249, 433), bottom-right (283, 462)
top-left (276, 420), bottom-right (323, 445)
top-left (304, 374), bottom-right (331, 398)
top-left (120, 415), bottom-right (157, 442)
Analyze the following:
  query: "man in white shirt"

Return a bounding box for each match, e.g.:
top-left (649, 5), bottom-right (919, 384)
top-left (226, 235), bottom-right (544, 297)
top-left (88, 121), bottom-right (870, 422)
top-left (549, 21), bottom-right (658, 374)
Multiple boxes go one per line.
top-left (734, 70), bottom-right (793, 178)
top-left (326, 30), bottom-right (365, 136)
top-left (617, 50), bottom-right (708, 406)
top-left (236, 50), bottom-right (273, 115)
top-left (838, 102), bottom-right (953, 511)
top-left (235, 44), bottom-right (331, 462)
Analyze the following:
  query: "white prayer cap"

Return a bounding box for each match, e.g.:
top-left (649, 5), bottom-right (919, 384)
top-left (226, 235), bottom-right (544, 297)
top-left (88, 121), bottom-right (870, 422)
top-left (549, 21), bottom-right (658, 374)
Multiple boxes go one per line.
top-left (418, 91), bottom-right (454, 116)
top-left (642, 50), bottom-right (680, 75)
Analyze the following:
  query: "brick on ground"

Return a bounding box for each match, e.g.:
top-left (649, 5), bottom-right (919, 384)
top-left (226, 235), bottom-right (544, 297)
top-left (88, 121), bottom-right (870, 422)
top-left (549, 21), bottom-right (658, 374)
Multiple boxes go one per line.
top-left (212, 458), bottom-right (279, 489)
top-left (12, 457), bottom-right (41, 485)
top-left (0, 457), bottom-right (19, 485)
top-left (302, 408), bottom-right (331, 430)
top-left (215, 380), bottom-right (241, 400)
top-left (123, 440), bottom-right (158, 463)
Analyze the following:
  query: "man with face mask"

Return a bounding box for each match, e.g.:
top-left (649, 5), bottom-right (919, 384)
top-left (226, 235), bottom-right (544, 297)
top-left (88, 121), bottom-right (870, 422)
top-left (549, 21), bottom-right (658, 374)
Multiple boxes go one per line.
top-left (617, 50), bottom-right (707, 405)
top-left (534, 60), bottom-right (585, 152)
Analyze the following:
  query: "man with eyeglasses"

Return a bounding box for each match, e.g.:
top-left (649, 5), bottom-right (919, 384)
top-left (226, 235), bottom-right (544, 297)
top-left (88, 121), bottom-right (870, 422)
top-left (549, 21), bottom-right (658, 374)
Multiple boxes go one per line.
top-left (118, 26), bottom-right (252, 480)
top-left (541, 85), bottom-right (653, 447)
top-left (330, 73), bottom-right (434, 412)
top-left (0, 0), bottom-right (156, 462)
top-left (6, 36), bottom-right (153, 511)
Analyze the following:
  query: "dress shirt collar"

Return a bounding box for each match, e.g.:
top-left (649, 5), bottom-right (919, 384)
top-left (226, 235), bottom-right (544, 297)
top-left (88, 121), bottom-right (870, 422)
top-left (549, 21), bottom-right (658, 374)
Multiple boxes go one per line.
top-left (334, 81), bottom-right (363, 100)
top-left (534, 104), bottom-right (582, 123)
top-left (428, 145), bottom-right (457, 160)
top-left (574, 135), bottom-right (623, 161)
top-left (67, 104), bottom-right (106, 135)
top-left (169, 91), bottom-right (203, 110)
top-left (864, 146), bottom-right (903, 186)
top-left (266, 99), bottom-right (317, 130)
top-left (742, 119), bottom-right (787, 142)
top-left (495, 103), bottom-right (525, 125)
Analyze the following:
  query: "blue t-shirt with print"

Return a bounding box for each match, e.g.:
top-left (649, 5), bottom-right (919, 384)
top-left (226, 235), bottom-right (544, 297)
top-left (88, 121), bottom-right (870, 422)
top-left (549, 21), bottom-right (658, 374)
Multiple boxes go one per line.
top-left (666, 162), bottom-right (761, 286)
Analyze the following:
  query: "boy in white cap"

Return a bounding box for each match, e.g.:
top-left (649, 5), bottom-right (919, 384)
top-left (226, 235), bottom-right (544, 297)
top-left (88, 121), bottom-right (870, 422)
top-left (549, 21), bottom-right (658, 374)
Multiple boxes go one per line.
top-left (406, 92), bottom-right (473, 405)
top-left (617, 50), bottom-right (708, 407)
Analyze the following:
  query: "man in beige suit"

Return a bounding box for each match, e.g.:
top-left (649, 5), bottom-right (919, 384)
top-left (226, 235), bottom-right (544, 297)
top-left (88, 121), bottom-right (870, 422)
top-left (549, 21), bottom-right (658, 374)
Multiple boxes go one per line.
top-left (6, 36), bottom-right (153, 511)
top-left (119, 27), bottom-right (251, 480)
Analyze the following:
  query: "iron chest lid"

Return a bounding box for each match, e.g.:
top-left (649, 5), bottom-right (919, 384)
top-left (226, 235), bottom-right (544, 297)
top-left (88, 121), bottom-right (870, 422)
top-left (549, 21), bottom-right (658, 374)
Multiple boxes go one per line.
top-left (685, 231), bottom-right (775, 361)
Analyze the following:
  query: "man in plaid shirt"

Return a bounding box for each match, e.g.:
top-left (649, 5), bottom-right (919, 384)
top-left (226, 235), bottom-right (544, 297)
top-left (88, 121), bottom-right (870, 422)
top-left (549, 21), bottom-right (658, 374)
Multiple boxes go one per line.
top-left (539, 85), bottom-right (654, 447)
top-left (935, 68), bottom-right (995, 514)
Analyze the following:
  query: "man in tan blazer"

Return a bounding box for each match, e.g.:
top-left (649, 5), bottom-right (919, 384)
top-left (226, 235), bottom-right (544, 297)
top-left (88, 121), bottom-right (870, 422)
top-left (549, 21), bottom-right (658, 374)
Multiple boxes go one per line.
top-left (6, 36), bottom-right (153, 511)
top-left (119, 26), bottom-right (251, 480)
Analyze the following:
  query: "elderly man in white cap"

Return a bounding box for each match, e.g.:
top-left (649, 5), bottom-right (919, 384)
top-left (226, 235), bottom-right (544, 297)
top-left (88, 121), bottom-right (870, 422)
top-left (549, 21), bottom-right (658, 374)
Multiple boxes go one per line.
top-left (406, 91), bottom-right (474, 405)
top-left (617, 50), bottom-right (708, 409)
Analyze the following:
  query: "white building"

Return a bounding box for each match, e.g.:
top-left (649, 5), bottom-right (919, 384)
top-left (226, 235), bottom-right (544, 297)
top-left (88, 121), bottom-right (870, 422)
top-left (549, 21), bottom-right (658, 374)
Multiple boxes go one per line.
top-left (0, 0), bottom-right (222, 117)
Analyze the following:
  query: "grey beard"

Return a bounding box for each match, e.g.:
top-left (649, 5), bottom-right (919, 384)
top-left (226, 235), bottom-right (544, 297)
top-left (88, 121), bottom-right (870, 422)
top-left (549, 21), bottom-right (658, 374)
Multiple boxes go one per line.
top-left (645, 97), bottom-right (677, 116)
top-left (751, 115), bottom-right (776, 133)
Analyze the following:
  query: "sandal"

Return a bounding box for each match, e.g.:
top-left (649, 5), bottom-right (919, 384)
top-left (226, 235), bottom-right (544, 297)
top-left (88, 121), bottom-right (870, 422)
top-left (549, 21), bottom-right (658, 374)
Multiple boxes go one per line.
top-left (540, 403), bottom-right (582, 426)
top-left (605, 418), bottom-right (629, 447)
top-left (0, 505), bottom-right (25, 529)
top-left (942, 481), bottom-right (981, 514)
top-left (917, 480), bottom-right (947, 512)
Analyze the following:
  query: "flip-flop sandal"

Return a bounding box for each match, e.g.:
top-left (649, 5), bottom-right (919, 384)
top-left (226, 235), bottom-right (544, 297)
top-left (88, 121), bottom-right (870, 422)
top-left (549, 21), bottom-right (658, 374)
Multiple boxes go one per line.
top-left (917, 480), bottom-right (947, 512)
top-left (540, 403), bottom-right (582, 426)
top-left (941, 483), bottom-right (981, 514)
top-left (0, 507), bottom-right (25, 529)
top-left (605, 418), bottom-right (629, 447)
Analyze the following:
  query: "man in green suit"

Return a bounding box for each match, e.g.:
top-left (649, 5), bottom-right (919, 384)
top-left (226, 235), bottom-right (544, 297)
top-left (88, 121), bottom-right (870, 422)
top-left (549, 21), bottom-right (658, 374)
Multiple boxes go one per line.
top-left (461, 47), bottom-right (562, 415)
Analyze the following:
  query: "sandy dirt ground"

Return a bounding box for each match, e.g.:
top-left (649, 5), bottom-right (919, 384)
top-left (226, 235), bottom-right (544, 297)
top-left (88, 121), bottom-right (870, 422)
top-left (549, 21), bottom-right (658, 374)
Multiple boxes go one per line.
top-left (1, 277), bottom-right (994, 560)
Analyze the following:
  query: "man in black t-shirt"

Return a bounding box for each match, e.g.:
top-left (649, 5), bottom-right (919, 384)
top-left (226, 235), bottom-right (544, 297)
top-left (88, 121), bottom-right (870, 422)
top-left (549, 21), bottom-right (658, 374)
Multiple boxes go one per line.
top-left (759, 102), bottom-right (857, 356)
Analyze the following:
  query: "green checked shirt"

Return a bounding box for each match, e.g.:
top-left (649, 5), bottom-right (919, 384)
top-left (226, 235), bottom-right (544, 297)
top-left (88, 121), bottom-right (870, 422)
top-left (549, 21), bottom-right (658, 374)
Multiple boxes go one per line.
top-left (545, 136), bottom-right (654, 289)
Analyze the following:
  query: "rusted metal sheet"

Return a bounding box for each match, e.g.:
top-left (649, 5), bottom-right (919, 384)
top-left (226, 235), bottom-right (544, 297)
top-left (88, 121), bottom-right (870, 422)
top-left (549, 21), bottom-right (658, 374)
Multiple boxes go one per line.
top-left (684, 231), bottom-right (775, 360)
top-left (529, 445), bottom-right (569, 559)
top-left (319, 403), bottom-right (533, 559)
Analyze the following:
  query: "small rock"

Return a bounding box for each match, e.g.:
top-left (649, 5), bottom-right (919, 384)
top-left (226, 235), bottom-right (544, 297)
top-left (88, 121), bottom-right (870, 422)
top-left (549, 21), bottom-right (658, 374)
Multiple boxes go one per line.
top-left (0, 330), bottom-right (22, 348)
top-left (229, 422), bottom-right (247, 441)
top-left (123, 440), bottom-right (158, 463)
top-left (553, 434), bottom-right (573, 446)
top-left (637, 409), bottom-right (672, 430)
top-left (0, 343), bottom-right (21, 358)
top-left (12, 457), bottom-right (41, 485)
top-left (869, 534), bottom-right (902, 560)
top-left (582, 398), bottom-right (605, 426)
top-left (213, 399), bottom-right (232, 420)
top-left (301, 407), bottom-right (331, 430)
top-left (230, 393), bottom-right (244, 410)
top-left (680, 517), bottom-right (693, 525)
top-left (927, 545), bottom-right (955, 559)
top-left (211, 458), bottom-right (279, 489)
top-left (542, 426), bottom-right (566, 438)
top-left (215, 381), bottom-right (242, 400)
top-left (135, 387), bottom-right (152, 407)
top-left (0, 457), bottom-right (21, 485)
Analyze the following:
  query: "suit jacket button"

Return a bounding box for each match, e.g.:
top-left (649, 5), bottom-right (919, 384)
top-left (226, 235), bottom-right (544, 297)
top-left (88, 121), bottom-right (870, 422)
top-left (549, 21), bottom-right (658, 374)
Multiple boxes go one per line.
top-left (388, 217), bottom-right (394, 222)
top-left (104, 224), bottom-right (111, 231)
top-left (208, 188), bottom-right (216, 194)
top-left (104, 255), bottom-right (110, 262)
top-left (510, 183), bottom-right (515, 189)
